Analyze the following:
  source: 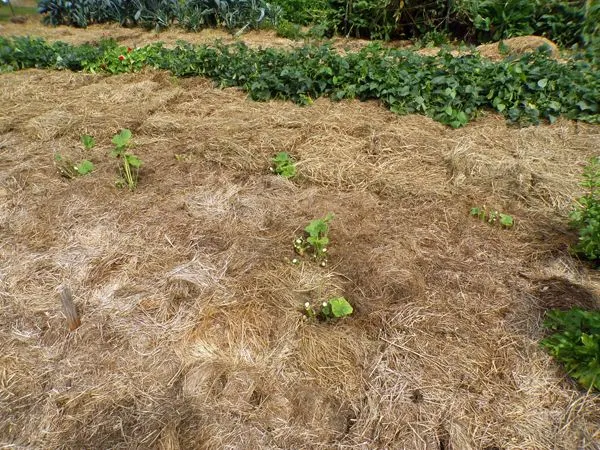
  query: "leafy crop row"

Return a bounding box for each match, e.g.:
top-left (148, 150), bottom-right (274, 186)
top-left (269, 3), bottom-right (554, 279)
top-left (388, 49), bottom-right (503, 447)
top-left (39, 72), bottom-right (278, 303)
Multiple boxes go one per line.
top-left (0, 36), bottom-right (598, 126)
top-left (37, 0), bottom-right (598, 47)
top-left (38, 0), bottom-right (281, 31)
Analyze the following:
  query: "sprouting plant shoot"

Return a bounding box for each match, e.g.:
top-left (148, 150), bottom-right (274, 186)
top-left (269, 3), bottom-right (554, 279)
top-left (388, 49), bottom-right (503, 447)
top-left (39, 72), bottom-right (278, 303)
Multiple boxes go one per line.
top-left (81, 134), bottom-right (95, 150)
top-left (271, 152), bottom-right (297, 178)
top-left (110, 129), bottom-right (142, 190)
top-left (54, 154), bottom-right (94, 178)
top-left (294, 213), bottom-right (334, 265)
top-left (470, 206), bottom-right (514, 228)
top-left (303, 297), bottom-right (353, 321)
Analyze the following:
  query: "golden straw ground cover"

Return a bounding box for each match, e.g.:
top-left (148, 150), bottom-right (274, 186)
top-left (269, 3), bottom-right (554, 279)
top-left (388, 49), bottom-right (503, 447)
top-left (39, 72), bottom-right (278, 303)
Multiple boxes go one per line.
top-left (0, 24), bottom-right (599, 449)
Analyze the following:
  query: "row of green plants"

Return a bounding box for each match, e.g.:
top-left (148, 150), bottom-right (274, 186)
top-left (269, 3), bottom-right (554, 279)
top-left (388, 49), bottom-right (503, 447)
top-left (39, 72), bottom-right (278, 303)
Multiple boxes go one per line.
top-left (1, 36), bottom-right (598, 127)
top-left (38, 0), bottom-right (281, 31)
top-left (36, 0), bottom-right (599, 47)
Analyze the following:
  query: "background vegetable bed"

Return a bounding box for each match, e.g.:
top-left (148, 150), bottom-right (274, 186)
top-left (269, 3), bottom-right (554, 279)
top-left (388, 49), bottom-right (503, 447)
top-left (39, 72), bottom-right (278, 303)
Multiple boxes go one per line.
top-left (1, 36), bottom-right (599, 127)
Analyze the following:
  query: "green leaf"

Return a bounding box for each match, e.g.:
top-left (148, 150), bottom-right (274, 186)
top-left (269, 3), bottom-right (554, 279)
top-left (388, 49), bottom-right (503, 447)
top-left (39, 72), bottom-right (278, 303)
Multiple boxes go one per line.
top-left (112, 129), bottom-right (132, 148)
top-left (81, 134), bottom-right (95, 150)
top-left (75, 160), bottom-right (94, 175)
top-left (304, 213), bottom-right (334, 238)
top-left (499, 213), bottom-right (514, 228)
top-left (537, 78), bottom-right (548, 88)
top-left (125, 154), bottom-right (142, 168)
top-left (328, 297), bottom-right (353, 318)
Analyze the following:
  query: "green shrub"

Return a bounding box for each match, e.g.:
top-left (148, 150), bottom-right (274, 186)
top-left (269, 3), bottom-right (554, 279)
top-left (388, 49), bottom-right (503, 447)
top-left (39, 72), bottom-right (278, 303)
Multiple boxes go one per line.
top-left (270, 0), bottom-right (331, 25)
top-left (276, 19), bottom-right (303, 39)
top-left (468, 0), bottom-right (590, 47)
top-left (541, 308), bottom-right (600, 391)
top-left (570, 157), bottom-right (600, 261)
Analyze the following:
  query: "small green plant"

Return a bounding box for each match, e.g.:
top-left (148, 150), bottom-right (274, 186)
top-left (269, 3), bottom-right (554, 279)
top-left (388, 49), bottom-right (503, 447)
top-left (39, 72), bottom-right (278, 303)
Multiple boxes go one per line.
top-left (54, 154), bottom-right (94, 178)
top-left (570, 156), bottom-right (600, 261)
top-left (541, 308), bottom-right (600, 391)
top-left (81, 134), bottom-right (95, 150)
top-left (303, 296), bottom-right (353, 320)
top-left (271, 152), bottom-right (297, 178)
top-left (110, 129), bottom-right (142, 190)
top-left (294, 213), bottom-right (334, 264)
top-left (470, 206), bottom-right (514, 228)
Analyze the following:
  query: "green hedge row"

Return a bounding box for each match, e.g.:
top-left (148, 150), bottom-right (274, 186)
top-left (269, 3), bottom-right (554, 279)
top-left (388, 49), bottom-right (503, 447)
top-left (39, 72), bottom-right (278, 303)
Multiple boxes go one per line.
top-left (1, 36), bottom-right (598, 127)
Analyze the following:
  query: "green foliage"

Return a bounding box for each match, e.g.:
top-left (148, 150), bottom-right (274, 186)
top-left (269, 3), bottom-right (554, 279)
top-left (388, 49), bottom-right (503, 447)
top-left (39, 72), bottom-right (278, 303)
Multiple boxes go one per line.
top-left (271, 152), bottom-right (297, 178)
top-left (270, 0), bottom-right (330, 25)
top-left (294, 213), bottom-right (334, 263)
top-left (541, 308), bottom-right (600, 391)
top-left (54, 154), bottom-right (94, 178)
top-left (276, 19), bottom-right (303, 39)
top-left (303, 297), bottom-right (353, 320)
top-left (110, 129), bottom-right (142, 190)
top-left (470, 206), bottom-right (514, 228)
top-left (469, 0), bottom-right (589, 47)
top-left (570, 156), bottom-right (600, 261)
top-left (1, 37), bottom-right (598, 127)
top-left (38, 0), bottom-right (280, 32)
top-left (81, 134), bottom-right (95, 150)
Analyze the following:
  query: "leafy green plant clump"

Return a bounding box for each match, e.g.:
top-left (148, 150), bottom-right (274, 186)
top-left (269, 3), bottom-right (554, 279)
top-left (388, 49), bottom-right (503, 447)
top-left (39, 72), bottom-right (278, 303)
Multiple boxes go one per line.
top-left (304, 296), bottom-right (353, 320)
top-left (271, 152), bottom-right (297, 178)
top-left (111, 129), bottom-right (142, 190)
top-left (541, 308), bottom-right (600, 391)
top-left (38, 0), bottom-right (281, 32)
top-left (0, 37), bottom-right (598, 127)
top-left (570, 156), bottom-right (600, 261)
top-left (470, 206), bottom-right (514, 228)
top-left (294, 213), bottom-right (334, 265)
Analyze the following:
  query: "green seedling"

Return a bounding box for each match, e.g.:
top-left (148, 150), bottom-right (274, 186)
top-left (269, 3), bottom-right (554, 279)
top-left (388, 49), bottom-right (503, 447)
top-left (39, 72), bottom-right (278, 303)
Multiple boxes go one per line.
top-left (110, 129), bottom-right (142, 190)
top-left (54, 154), bottom-right (94, 178)
top-left (470, 206), bottom-right (514, 228)
top-left (271, 152), bottom-right (297, 179)
top-left (303, 297), bottom-right (353, 321)
top-left (294, 213), bottom-right (334, 264)
top-left (81, 134), bottom-right (95, 150)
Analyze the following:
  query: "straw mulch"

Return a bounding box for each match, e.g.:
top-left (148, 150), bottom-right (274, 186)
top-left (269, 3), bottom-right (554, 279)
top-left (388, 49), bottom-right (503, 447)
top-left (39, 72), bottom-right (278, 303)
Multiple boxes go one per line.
top-left (0, 65), bottom-right (599, 449)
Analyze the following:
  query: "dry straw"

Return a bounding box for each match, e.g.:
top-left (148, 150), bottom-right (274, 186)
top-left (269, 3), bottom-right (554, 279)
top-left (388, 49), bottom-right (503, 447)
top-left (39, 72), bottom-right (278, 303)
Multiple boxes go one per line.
top-left (0, 32), bottom-right (599, 449)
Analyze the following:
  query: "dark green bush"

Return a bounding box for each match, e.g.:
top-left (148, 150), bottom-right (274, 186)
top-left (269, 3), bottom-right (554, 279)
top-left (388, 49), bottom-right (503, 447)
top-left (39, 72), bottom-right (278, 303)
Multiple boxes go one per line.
top-left (541, 308), bottom-right (600, 391)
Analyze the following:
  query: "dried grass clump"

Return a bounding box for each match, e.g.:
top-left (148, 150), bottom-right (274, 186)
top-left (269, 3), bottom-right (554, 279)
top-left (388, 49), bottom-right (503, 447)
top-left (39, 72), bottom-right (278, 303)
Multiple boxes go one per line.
top-left (1, 65), bottom-right (599, 450)
top-left (476, 35), bottom-right (560, 61)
